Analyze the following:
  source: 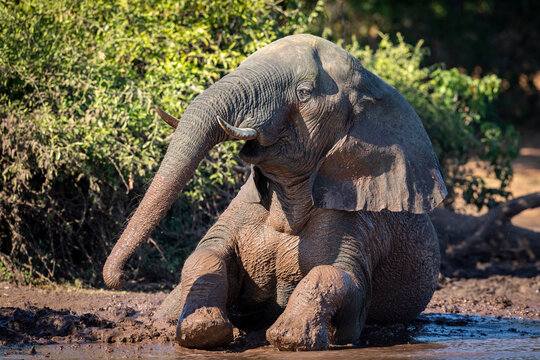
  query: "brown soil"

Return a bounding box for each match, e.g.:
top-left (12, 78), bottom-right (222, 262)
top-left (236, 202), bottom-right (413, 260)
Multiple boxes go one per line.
top-left (510, 138), bottom-right (540, 232)
top-left (0, 283), bottom-right (171, 346)
top-left (427, 275), bottom-right (539, 319)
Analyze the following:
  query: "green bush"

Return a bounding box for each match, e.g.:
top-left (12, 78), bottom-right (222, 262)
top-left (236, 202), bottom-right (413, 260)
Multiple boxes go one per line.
top-left (0, 0), bottom-right (322, 284)
top-left (0, 0), bottom-right (517, 285)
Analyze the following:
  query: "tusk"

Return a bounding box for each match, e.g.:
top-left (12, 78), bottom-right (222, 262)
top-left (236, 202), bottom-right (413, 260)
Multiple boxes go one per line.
top-left (156, 106), bottom-right (179, 129)
top-left (217, 116), bottom-right (258, 140)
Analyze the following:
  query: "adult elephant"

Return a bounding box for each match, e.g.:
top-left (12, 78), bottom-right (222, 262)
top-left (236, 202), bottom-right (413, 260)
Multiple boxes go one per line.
top-left (103, 34), bottom-right (447, 351)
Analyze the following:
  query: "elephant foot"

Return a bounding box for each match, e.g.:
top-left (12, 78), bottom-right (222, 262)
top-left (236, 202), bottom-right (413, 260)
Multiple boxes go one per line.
top-left (266, 312), bottom-right (330, 351)
top-left (176, 306), bottom-right (233, 348)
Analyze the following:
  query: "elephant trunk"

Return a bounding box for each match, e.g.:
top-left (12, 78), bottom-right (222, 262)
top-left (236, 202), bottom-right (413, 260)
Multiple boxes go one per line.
top-left (103, 64), bottom-right (271, 288)
top-left (103, 96), bottom-right (230, 289)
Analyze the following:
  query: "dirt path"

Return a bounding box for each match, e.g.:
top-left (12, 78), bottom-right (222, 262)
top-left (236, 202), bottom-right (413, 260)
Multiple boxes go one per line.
top-left (510, 131), bottom-right (540, 231)
top-left (467, 129), bottom-right (540, 231)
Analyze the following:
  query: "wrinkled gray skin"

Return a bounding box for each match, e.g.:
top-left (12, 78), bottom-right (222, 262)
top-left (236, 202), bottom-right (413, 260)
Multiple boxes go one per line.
top-left (103, 34), bottom-right (447, 351)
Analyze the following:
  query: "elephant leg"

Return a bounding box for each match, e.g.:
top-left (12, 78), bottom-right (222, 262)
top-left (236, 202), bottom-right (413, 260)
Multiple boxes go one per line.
top-left (154, 281), bottom-right (183, 321)
top-left (167, 247), bottom-right (234, 348)
top-left (266, 265), bottom-right (366, 351)
top-left (367, 219), bottom-right (440, 324)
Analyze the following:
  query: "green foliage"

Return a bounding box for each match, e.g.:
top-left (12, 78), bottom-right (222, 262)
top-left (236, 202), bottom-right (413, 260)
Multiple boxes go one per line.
top-left (317, 0), bottom-right (540, 128)
top-left (0, 0), bottom-right (321, 284)
top-left (0, 261), bottom-right (11, 282)
top-left (0, 0), bottom-right (517, 285)
top-left (345, 33), bottom-right (519, 209)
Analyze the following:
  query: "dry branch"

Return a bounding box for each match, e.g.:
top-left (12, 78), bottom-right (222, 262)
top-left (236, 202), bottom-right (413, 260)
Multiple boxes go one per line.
top-left (430, 192), bottom-right (540, 276)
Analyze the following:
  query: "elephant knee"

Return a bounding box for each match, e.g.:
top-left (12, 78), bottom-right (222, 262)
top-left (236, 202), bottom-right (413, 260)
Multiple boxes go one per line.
top-left (182, 248), bottom-right (226, 278)
top-left (180, 248), bottom-right (229, 302)
top-left (179, 248), bottom-right (230, 312)
top-left (293, 265), bottom-right (356, 307)
top-left (304, 265), bottom-right (350, 289)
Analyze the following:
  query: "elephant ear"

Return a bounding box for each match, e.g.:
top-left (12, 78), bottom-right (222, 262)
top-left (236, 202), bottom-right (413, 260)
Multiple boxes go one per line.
top-left (311, 70), bottom-right (447, 214)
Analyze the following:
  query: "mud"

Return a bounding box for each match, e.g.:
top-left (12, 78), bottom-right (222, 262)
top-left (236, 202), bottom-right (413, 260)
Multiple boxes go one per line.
top-left (1, 314), bottom-right (539, 359)
top-left (0, 275), bottom-right (538, 358)
top-left (0, 284), bottom-right (174, 346)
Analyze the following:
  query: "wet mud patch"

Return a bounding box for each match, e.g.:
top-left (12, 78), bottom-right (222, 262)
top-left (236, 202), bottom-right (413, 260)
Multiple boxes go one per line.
top-left (0, 306), bottom-right (175, 346)
top-left (0, 307), bottom-right (114, 345)
top-left (0, 277), bottom-right (538, 358)
top-left (413, 313), bottom-right (540, 342)
top-left (1, 314), bottom-right (539, 359)
top-left (355, 313), bottom-right (540, 348)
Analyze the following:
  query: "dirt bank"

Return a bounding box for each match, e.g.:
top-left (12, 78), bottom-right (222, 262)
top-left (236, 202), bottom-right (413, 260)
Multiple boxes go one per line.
top-left (508, 130), bottom-right (540, 232)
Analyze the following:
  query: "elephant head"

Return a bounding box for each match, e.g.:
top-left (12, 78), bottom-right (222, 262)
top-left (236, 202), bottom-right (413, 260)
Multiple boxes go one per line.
top-left (103, 34), bottom-right (446, 289)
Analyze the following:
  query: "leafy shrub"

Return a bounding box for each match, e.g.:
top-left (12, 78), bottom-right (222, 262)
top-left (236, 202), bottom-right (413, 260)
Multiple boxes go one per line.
top-left (0, 0), bottom-right (322, 284)
top-left (0, 0), bottom-right (517, 285)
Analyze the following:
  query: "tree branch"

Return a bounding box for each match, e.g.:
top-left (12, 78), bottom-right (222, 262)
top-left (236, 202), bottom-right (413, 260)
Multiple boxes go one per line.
top-left (465, 192), bottom-right (540, 246)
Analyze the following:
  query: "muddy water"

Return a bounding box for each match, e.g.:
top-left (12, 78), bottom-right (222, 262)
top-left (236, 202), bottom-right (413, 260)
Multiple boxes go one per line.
top-left (2, 314), bottom-right (539, 359)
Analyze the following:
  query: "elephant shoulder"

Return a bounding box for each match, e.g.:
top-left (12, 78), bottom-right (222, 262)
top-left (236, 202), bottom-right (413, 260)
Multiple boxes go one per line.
top-left (198, 195), bottom-right (267, 250)
top-left (222, 189), bottom-right (269, 227)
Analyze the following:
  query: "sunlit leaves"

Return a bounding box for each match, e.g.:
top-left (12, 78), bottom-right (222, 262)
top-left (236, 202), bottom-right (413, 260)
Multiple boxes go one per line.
top-left (0, 0), bottom-right (320, 283)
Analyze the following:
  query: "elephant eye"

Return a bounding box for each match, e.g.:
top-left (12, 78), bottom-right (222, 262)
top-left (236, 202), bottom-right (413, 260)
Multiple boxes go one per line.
top-left (296, 82), bottom-right (314, 103)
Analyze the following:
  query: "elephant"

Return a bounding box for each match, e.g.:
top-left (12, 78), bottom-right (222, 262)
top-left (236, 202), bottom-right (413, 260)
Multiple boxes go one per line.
top-left (103, 34), bottom-right (447, 351)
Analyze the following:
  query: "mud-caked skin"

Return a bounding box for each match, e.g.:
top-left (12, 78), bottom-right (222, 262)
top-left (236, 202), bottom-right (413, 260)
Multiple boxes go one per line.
top-left (104, 34), bottom-right (447, 351)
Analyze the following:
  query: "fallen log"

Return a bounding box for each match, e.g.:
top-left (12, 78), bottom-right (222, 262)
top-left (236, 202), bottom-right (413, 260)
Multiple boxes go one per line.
top-left (430, 192), bottom-right (540, 277)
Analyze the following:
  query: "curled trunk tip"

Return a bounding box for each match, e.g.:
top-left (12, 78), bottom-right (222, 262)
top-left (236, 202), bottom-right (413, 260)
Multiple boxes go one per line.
top-left (103, 260), bottom-right (126, 289)
top-left (217, 116), bottom-right (258, 140)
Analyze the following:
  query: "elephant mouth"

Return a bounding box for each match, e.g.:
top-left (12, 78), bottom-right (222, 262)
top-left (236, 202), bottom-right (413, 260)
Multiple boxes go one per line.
top-left (217, 115), bottom-right (277, 165)
top-left (238, 116), bottom-right (294, 167)
top-left (239, 135), bottom-right (287, 166)
top-left (239, 140), bottom-right (270, 165)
